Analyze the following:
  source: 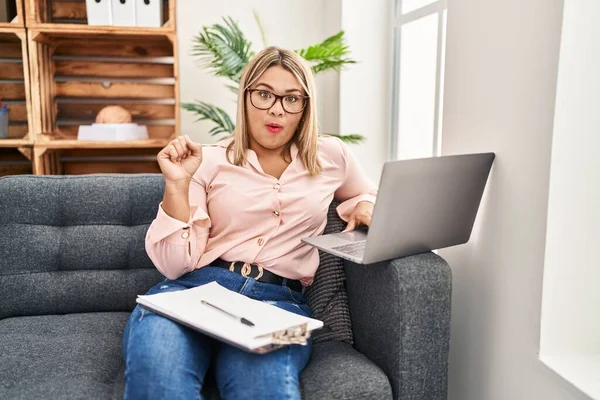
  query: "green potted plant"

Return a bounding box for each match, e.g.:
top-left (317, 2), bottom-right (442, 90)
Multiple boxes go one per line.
top-left (182, 15), bottom-right (364, 143)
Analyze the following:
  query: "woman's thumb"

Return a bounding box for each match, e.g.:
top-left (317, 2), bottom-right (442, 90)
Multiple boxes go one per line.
top-left (185, 136), bottom-right (202, 156)
top-left (343, 216), bottom-right (356, 233)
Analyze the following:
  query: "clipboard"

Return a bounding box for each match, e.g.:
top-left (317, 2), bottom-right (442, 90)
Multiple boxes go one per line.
top-left (135, 282), bottom-right (324, 354)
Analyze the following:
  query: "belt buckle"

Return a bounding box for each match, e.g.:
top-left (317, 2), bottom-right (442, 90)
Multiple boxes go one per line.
top-left (230, 261), bottom-right (264, 280)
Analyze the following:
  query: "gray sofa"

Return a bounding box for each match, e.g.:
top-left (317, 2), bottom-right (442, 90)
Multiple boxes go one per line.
top-left (0, 174), bottom-right (452, 400)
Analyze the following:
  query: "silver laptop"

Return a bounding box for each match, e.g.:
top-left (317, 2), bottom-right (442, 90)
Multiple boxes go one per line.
top-left (301, 152), bottom-right (495, 264)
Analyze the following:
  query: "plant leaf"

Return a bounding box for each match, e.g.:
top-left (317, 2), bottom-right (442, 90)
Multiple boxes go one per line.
top-left (253, 9), bottom-right (268, 48)
top-left (311, 59), bottom-right (356, 74)
top-left (324, 133), bottom-right (365, 144)
top-left (226, 83), bottom-right (240, 95)
top-left (181, 101), bottom-right (235, 137)
top-left (296, 31), bottom-right (357, 74)
top-left (191, 16), bottom-right (254, 84)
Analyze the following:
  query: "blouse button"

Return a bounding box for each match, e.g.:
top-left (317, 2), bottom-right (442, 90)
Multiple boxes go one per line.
top-left (273, 183), bottom-right (281, 190)
top-left (181, 231), bottom-right (190, 239)
top-left (258, 238), bottom-right (264, 246)
top-left (273, 210), bottom-right (280, 217)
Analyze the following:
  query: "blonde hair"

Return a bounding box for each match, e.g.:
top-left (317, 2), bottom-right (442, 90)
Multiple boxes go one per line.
top-left (227, 46), bottom-right (322, 176)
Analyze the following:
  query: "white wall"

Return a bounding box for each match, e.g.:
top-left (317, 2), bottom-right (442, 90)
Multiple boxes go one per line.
top-left (339, 0), bottom-right (392, 182)
top-left (540, 0), bottom-right (600, 361)
top-left (440, 0), bottom-right (591, 398)
top-left (177, 0), bottom-right (342, 146)
top-left (177, 0), bottom-right (389, 184)
top-left (177, 0), bottom-right (389, 183)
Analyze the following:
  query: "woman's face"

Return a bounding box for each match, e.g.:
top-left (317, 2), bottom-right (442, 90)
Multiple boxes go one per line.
top-left (245, 65), bottom-right (306, 154)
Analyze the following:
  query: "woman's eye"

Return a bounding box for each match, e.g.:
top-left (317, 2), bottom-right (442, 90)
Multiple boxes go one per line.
top-left (284, 96), bottom-right (298, 103)
top-left (259, 91), bottom-right (272, 99)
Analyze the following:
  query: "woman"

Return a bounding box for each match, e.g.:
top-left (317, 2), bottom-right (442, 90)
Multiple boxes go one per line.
top-left (122, 46), bottom-right (377, 400)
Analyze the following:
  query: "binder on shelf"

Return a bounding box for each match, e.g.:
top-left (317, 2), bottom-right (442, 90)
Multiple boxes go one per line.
top-left (85, 0), bottom-right (112, 26)
top-left (110, 0), bottom-right (136, 27)
top-left (135, 0), bottom-right (162, 28)
top-left (136, 281), bottom-right (324, 354)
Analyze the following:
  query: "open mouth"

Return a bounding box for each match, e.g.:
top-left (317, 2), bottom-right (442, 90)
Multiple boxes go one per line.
top-left (266, 123), bottom-right (283, 133)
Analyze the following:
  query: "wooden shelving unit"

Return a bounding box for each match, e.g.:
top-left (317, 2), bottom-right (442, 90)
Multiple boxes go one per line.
top-left (0, 16), bottom-right (35, 175)
top-left (1, 0), bottom-right (179, 175)
top-left (24, 0), bottom-right (174, 29)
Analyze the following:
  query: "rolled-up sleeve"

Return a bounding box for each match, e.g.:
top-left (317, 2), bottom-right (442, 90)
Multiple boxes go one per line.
top-left (334, 139), bottom-right (378, 222)
top-left (145, 177), bottom-right (211, 280)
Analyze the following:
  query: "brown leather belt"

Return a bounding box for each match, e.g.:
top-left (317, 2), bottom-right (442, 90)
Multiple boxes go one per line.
top-left (211, 258), bottom-right (303, 294)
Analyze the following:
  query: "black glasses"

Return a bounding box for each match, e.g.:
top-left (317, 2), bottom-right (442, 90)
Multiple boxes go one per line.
top-left (247, 89), bottom-right (309, 114)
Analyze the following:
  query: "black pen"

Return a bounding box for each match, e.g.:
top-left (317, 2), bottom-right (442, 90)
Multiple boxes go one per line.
top-left (200, 300), bottom-right (255, 327)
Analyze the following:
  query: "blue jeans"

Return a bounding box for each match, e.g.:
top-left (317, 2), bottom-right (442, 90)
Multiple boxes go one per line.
top-left (122, 266), bottom-right (313, 400)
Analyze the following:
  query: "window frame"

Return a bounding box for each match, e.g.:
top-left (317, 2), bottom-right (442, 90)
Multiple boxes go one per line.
top-left (390, 0), bottom-right (448, 160)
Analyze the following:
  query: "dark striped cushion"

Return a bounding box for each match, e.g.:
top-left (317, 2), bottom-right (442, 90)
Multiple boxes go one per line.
top-left (304, 200), bottom-right (353, 344)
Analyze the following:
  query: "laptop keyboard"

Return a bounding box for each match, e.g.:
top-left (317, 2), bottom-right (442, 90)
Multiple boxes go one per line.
top-left (332, 241), bottom-right (366, 257)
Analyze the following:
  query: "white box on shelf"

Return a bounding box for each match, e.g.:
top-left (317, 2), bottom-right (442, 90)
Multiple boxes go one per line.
top-left (111, 0), bottom-right (136, 27)
top-left (85, 0), bottom-right (113, 26)
top-left (135, 0), bottom-right (162, 28)
top-left (77, 124), bottom-right (149, 141)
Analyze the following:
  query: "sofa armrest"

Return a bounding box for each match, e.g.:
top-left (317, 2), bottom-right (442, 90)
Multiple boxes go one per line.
top-left (344, 252), bottom-right (452, 400)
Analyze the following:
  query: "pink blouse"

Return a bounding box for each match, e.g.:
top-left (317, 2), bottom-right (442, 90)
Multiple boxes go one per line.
top-left (145, 135), bottom-right (378, 286)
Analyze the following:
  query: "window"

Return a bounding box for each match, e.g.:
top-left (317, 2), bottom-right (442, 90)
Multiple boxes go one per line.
top-left (391, 0), bottom-right (447, 160)
top-left (539, 1), bottom-right (600, 397)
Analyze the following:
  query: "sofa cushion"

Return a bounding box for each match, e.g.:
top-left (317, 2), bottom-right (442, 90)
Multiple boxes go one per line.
top-left (0, 313), bottom-right (390, 400)
top-left (0, 268), bottom-right (164, 320)
top-left (201, 341), bottom-right (392, 400)
top-left (0, 312), bottom-right (129, 400)
top-left (303, 200), bottom-right (354, 345)
top-left (301, 341), bottom-right (393, 400)
top-left (0, 175), bottom-right (165, 319)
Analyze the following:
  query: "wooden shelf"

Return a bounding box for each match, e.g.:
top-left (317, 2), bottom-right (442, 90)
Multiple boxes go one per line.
top-left (0, 27), bottom-right (34, 150)
top-left (0, 22), bottom-right (23, 30)
top-left (29, 24), bottom-right (176, 41)
top-left (0, 0), bottom-right (33, 176)
top-left (0, 139), bottom-right (33, 148)
top-left (35, 136), bottom-right (168, 150)
top-left (0, 147), bottom-right (32, 176)
top-left (25, 0), bottom-right (175, 30)
top-left (0, 25), bottom-right (25, 34)
top-left (30, 143), bottom-right (163, 175)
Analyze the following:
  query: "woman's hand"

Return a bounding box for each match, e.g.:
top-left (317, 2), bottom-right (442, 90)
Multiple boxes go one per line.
top-left (342, 201), bottom-right (375, 232)
top-left (157, 135), bottom-right (203, 186)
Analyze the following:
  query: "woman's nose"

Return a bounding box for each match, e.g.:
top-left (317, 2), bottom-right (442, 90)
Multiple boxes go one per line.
top-left (268, 98), bottom-right (285, 116)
